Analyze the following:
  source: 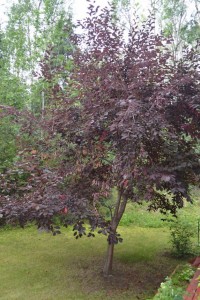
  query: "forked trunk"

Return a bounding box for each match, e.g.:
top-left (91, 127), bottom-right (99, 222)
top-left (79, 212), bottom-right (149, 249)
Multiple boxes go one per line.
top-left (103, 189), bottom-right (128, 277)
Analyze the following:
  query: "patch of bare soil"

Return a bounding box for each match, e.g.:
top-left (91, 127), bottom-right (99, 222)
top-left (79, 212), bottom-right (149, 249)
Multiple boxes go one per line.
top-left (74, 253), bottom-right (180, 299)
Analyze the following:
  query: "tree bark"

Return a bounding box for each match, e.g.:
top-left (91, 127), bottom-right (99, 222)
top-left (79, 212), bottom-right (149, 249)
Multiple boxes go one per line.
top-left (103, 189), bottom-right (128, 277)
top-left (103, 242), bottom-right (115, 276)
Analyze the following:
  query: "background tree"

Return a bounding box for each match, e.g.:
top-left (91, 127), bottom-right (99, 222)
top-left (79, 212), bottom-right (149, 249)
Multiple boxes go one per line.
top-left (154, 0), bottom-right (200, 60)
top-left (0, 30), bottom-right (27, 108)
top-left (0, 30), bottom-right (27, 171)
top-left (0, 0), bottom-right (74, 172)
top-left (3, 0), bottom-right (73, 112)
top-left (110, 0), bottom-right (200, 59)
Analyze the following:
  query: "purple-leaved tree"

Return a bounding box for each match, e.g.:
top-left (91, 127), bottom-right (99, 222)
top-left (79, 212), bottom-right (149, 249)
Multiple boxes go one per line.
top-left (0, 2), bottom-right (199, 276)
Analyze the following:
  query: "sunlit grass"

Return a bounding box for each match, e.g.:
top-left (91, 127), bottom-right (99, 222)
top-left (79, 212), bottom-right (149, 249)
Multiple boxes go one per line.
top-left (0, 225), bottom-right (189, 300)
top-left (120, 191), bottom-right (200, 230)
top-left (1, 190), bottom-right (200, 300)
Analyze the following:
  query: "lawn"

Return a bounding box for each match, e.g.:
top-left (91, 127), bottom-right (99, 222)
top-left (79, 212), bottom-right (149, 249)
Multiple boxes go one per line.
top-left (0, 225), bottom-right (189, 300)
top-left (1, 190), bottom-right (200, 300)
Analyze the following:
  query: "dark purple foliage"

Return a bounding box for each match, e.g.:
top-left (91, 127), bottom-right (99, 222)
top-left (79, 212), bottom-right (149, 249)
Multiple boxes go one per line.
top-left (0, 2), bottom-right (199, 254)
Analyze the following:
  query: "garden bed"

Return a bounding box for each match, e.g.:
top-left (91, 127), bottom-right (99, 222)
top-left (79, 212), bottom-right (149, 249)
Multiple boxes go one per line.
top-left (149, 263), bottom-right (196, 299)
top-left (184, 257), bottom-right (200, 300)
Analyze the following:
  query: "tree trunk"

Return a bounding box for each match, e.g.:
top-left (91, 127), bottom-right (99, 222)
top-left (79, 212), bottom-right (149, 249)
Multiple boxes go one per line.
top-left (103, 189), bottom-right (128, 277)
top-left (103, 242), bottom-right (115, 276)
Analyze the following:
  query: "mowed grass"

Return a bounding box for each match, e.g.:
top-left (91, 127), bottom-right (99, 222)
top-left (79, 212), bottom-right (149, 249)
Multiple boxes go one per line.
top-left (120, 192), bottom-right (200, 228)
top-left (0, 225), bottom-right (188, 300)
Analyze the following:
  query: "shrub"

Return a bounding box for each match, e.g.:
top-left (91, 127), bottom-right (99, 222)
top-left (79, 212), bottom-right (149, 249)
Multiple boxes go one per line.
top-left (170, 217), bottom-right (195, 258)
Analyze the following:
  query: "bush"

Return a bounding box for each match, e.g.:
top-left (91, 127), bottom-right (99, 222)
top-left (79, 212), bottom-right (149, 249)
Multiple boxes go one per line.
top-left (170, 217), bottom-right (195, 258)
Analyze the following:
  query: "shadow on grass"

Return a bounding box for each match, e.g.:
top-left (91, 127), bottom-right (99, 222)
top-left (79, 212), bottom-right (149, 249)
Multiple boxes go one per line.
top-left (0, 226), bottom-right (189, 300)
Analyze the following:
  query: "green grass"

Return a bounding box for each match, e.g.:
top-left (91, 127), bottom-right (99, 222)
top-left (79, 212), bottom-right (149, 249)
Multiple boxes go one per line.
top-left (120, 193), bottom-right (200, 230)
top-left (1, 189), bottom-right (199, 300)
top-left (120, 202), bottom-right (167, 228)
top-left (0, 225), bottom-right (188, 300)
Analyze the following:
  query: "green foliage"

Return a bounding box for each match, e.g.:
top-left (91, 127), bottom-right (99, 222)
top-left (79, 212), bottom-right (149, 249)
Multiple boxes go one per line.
top-left (170, 216), bottom-right (195, 258)
top-left (172, 264), bottom-right (195, 285)
top-left (150, 277), bottom-right (183, 300)
top-left (2, 0), bottom-right (73, 112)
top-left (168, 191), bottom-right (200, 257)
top-left (180, 20), bottom-right (200, 44)
top-left (0, 117), bottom-right (19, 171)
top-left (148, 264), bottom-right (195, 300)
top-left (0, 73), bottom-right (27, 109)
top-left (154, 0), bottom-right (200, 60)
top-left (0, 31), bottom-right (27, 109)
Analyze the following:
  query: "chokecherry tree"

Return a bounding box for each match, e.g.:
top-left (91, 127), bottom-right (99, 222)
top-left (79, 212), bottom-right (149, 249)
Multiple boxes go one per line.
top-left (0, 2), bottom-right (199, 276)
